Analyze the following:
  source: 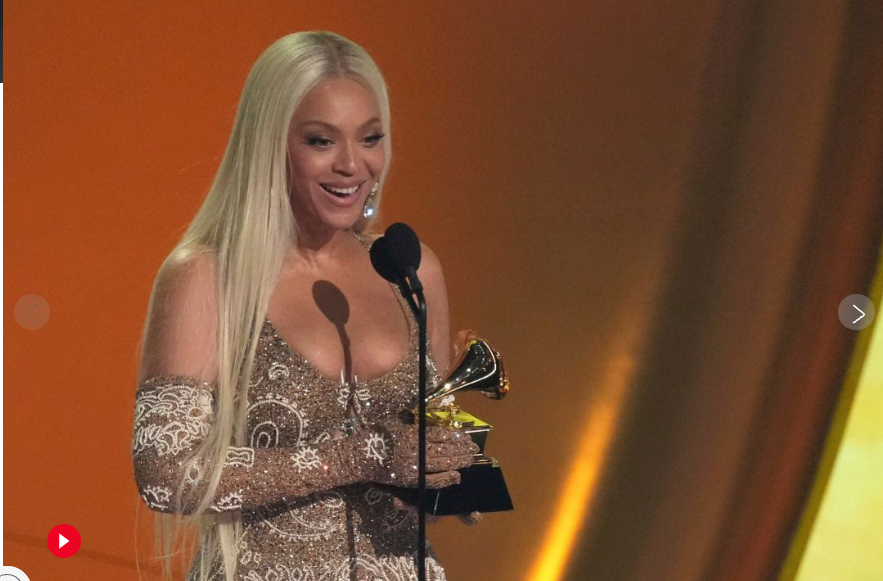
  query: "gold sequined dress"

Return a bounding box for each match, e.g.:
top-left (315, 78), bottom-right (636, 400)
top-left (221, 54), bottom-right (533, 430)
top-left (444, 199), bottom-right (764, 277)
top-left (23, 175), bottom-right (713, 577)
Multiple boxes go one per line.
top-left (132, 233), bottom-right (448, 581)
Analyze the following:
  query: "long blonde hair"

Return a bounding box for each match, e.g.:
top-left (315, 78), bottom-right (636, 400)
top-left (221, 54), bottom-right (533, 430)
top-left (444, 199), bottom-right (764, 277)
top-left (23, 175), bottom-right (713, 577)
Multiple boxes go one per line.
top-left (137, 31), bottom-right (392, 581)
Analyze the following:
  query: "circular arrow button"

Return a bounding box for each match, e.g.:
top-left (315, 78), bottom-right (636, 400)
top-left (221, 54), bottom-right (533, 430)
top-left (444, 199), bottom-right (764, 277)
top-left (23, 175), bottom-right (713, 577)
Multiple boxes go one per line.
top-left (0, 566), bottom-right (32, 581)
top-left (838, 294), bottom-right (875, 330)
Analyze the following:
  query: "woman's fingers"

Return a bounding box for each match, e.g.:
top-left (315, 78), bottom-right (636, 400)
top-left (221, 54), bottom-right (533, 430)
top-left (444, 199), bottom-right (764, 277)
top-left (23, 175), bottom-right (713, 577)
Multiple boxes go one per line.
top-left (426, 454), bottom-right (474, 473)
top-left (391, 497), bottom-right (442, 524)
top-left (425, 425), bottom-right (464, 442)
top-left (457, 511), bottom-right (483, 526)
top-left (428, 441), bottom-right (478, 458)
top-left (404, 425), bottom-right (478, 455)
top-left (410, 432), bottom-right (477, 473)
top-left (425, 470), bottom-right (461, 489)
top-left (394, 422), bottom-right (473, 447)
top-left (425, 426), bottom-right (476, 448)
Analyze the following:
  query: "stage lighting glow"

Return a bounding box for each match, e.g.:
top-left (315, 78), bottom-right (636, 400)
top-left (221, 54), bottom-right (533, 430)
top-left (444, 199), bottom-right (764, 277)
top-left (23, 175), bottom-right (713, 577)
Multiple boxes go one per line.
top-left (526, 342), bottom-right (637, 581)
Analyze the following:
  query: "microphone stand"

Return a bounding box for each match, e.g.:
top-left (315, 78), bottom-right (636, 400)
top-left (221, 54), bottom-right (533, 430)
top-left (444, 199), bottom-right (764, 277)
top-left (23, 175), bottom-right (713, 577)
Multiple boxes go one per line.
top-left (397, 270), bottom-right (428, 581)
top-left (416, 290), bottom-right (427, 581)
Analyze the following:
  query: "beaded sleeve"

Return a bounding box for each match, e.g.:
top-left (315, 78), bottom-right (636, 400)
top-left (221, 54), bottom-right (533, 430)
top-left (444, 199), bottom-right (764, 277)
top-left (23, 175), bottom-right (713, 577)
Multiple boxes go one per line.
top-left (131, 375), bottom-right (398, 515)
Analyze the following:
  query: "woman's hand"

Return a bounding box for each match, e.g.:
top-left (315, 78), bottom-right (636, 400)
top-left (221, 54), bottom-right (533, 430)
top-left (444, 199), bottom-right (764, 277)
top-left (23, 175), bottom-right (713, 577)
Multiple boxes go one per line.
top-left (361, 418), bottom-right (478, 489)
top-left (456, 511), bottom-right (483, 526)
top-left (391, 497), bottom-right (483, 526)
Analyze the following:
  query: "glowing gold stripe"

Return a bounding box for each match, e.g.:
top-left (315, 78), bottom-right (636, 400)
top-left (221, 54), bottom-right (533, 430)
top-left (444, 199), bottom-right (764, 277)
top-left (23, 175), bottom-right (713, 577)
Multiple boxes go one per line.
top-left (526, 343), bottom-right (636, 581)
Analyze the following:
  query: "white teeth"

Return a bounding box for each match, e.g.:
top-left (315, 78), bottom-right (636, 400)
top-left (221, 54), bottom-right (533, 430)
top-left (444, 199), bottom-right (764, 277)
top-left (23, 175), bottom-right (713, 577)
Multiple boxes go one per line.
top-left (323, 183), bottom-right (360, 195)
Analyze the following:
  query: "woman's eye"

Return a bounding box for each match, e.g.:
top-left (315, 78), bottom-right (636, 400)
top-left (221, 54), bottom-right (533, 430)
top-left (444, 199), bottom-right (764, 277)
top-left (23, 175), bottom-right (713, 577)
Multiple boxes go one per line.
top-left (363, 133), bottom-right (385, 147)
top-left (306, 136), bottom-right (333, 147)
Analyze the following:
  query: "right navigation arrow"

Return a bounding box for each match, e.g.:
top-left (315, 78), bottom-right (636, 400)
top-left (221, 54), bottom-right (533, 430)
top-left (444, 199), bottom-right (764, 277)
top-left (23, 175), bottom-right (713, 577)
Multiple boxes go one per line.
top-left (853, 304), bottom-right (865, 324)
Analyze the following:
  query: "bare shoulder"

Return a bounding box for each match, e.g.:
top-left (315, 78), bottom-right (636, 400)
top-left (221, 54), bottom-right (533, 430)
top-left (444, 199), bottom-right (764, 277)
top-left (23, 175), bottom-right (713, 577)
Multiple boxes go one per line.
top-left (418, 242), bottom-right (445, 283)
top-left (417, 242), bottom-right (452, 372)
top-left (151, 249), bottom-right (221, 335)
top-left (139, 249), bottom-right (219, 385)
top-left (156, 249), bottom-right (217, 291)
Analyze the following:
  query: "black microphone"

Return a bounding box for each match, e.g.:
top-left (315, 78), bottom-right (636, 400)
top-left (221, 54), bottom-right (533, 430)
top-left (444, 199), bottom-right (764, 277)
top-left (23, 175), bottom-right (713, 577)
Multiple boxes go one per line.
top-left (368, 222), bottom-right (430, 581)
top-left (368, 236), bottom-right (400, 284)
top-left (384, 222), bottom-right (423, 293)
top-left (385, 223), bottom-right (421, 268)
top-left (369, 233), bottom-right (418, 316)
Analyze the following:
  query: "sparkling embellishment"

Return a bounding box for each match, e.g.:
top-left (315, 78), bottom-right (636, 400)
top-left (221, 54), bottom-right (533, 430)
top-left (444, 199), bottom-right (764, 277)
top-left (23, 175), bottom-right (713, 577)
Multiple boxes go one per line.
top-left (133, 231), bottom-right (449, 580)
top-left (132, 383), bottom-right (213, 457)
top-left (213, 491), bottom-right (244, 511)
top-left (226, 447), bottom-right (256, 468)
top-left (291, 446), bottom-right (322, 472)
top-left (364, 432), bottom-right (389, 465)
top-left (140, 485), bottom-right (172, 511)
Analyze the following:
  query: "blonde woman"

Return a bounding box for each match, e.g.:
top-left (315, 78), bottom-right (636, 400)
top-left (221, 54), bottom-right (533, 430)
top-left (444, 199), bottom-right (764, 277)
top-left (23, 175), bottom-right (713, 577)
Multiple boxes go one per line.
top-left (132, 31), bottom-right (479, 581)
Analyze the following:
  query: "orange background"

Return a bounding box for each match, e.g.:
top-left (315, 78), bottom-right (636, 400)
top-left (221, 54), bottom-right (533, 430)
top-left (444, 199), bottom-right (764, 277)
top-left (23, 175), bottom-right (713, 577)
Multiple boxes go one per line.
top-left (8, 2), bottom-right (878, 581)
top-left (5, 2), bottom-right (708, 576)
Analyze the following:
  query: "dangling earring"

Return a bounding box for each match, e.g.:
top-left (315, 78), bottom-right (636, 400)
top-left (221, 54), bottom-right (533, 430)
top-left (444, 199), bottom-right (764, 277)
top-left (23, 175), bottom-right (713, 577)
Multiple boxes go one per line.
top-left (363, 182), bottom-right (379, 219)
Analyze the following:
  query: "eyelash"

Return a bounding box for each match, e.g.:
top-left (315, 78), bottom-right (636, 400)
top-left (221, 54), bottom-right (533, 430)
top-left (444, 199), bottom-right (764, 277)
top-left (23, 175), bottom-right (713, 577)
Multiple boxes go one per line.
top-left (305, 133), bottom-right (385, 148)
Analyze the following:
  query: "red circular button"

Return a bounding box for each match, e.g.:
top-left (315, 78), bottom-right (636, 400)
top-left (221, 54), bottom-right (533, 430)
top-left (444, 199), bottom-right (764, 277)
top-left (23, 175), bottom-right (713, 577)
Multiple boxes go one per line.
top-left (47, 524), bottom-right (80, 558)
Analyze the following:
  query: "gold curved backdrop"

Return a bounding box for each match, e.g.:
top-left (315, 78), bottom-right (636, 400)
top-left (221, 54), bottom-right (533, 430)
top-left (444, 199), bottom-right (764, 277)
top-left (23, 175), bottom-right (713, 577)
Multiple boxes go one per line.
top-left (4, 2), bottom-right (882, 580)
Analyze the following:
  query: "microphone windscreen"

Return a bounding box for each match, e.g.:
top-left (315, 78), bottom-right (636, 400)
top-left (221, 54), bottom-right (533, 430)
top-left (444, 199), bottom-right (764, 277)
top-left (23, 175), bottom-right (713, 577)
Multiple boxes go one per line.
top-left (385, 222), bottom-right (422, 269)
top-left (369, 236), bottom-right (400, 283)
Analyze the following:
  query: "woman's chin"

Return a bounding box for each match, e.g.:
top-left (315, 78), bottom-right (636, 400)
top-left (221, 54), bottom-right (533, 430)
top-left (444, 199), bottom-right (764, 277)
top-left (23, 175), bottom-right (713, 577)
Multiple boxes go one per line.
top-left (295, 195), bottom-right (367, 233)
top-left (316, 208), bottom-right (363, 232)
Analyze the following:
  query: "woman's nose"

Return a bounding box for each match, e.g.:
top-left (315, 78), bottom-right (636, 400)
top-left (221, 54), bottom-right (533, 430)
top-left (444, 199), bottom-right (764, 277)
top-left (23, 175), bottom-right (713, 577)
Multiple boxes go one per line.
top-left (332, 141), bottom-right (358, 175)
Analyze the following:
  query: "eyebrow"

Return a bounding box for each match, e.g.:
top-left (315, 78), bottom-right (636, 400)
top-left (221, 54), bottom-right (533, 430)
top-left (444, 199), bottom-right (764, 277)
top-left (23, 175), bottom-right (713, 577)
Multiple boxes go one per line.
top-left (297, 117), bottom-right (382, 132)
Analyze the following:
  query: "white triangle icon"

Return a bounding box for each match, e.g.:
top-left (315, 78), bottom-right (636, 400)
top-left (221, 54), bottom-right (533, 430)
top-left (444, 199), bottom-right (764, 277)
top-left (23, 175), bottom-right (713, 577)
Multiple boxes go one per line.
top-left (59, 534), bottom-right (69, 549)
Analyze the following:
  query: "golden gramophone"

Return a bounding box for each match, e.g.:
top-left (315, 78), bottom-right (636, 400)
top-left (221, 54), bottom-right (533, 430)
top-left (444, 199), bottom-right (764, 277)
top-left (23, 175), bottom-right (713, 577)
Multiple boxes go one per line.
top-left (403, 331), bottom-right (514, 515)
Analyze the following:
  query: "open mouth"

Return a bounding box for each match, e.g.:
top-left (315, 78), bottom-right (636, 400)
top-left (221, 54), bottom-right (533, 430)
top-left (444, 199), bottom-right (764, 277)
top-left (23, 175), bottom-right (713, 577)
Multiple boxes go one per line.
top-left (320, 182), bottom-right (364, 198)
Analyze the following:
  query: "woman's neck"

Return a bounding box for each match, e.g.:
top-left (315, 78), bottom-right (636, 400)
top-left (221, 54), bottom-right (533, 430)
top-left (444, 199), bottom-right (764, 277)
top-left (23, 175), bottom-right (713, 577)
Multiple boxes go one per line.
top-left (287, 227), bottom-right (357, 271)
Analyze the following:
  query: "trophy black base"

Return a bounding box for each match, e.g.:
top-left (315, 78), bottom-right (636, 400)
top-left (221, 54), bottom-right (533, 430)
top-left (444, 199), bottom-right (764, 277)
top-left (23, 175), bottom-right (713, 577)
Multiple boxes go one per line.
top-left (397, 458), bottom-right (514, 516)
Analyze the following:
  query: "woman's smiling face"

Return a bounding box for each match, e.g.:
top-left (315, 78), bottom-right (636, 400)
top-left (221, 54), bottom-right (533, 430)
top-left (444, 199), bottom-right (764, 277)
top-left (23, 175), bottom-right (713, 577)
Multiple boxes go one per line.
top-left (286, 76), bottom-right (386, 234)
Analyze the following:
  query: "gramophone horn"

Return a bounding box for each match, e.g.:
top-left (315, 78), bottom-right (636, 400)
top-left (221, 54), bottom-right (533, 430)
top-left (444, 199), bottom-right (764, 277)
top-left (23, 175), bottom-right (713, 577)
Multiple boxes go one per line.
top-left (426, 331), bottom-right (510, 406)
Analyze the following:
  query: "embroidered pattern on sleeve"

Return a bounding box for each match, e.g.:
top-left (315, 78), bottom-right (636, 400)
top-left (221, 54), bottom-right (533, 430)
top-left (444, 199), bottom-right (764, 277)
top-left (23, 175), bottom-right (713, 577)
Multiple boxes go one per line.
top-left (132, 375), bottom-right (391, 515)
top-left (291, 446), bottom-right (323, 472)
top-left (132, 383), bottom-right (213, 457)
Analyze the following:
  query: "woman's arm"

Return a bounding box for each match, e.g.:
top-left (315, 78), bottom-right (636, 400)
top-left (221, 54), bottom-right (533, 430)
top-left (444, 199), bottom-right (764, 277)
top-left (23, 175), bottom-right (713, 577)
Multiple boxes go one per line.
top-left (132, 252), bottom-right (474, 515)
top-left (132, 374), bottom-right (470, 514)
top-left (133, 374), bottom-right (382, 513)
top-left (418, 242), bottom-right (452, 378)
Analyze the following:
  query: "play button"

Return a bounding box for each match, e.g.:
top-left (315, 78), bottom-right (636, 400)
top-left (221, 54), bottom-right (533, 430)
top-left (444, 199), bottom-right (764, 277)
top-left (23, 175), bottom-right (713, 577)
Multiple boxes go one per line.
top-left (47, 524), bottom-right (80, 558)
